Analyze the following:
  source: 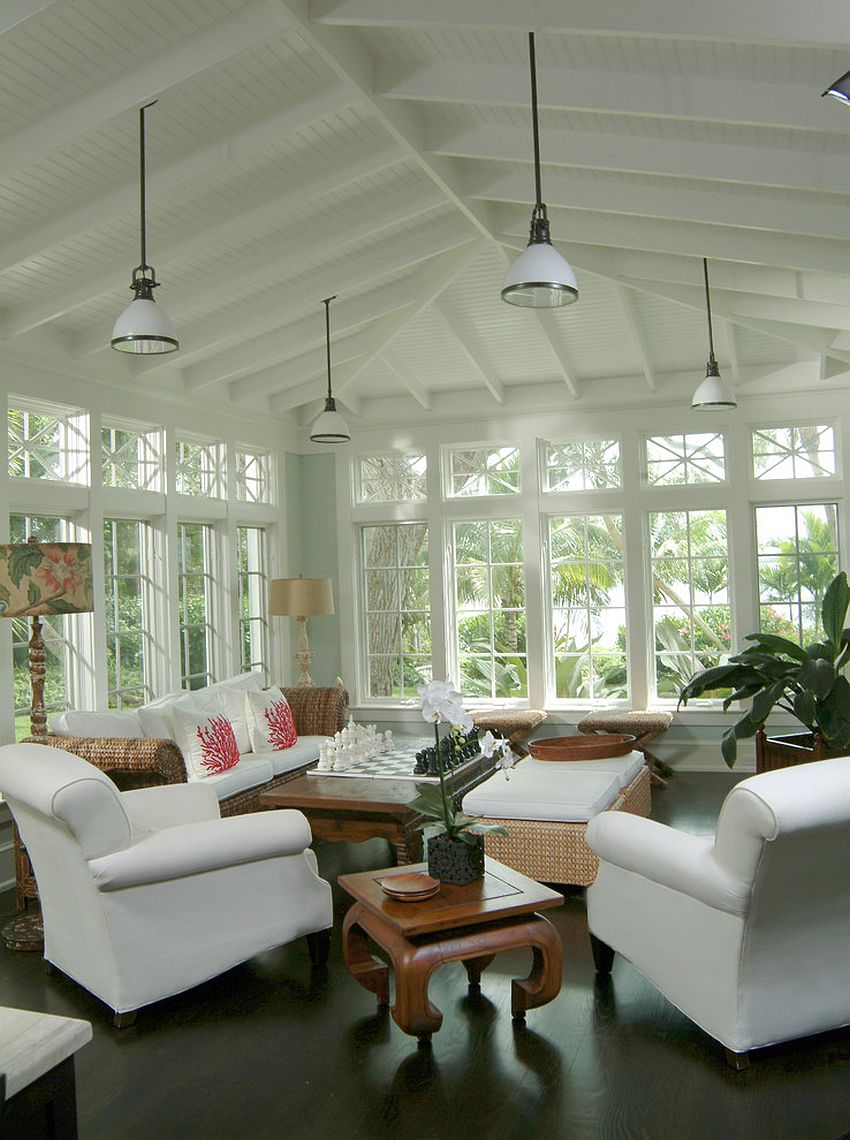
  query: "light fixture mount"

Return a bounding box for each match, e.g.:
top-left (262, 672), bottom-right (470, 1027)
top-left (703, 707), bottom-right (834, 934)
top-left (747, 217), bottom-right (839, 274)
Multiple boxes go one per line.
top-left (502, 32), bottom-right (578, 308)
top-left (111, 101), bottom-right (178, 355)
top-left (692, 257), bottom-right (736, 411)
top-left (309, 295), bottom-right (350, 444)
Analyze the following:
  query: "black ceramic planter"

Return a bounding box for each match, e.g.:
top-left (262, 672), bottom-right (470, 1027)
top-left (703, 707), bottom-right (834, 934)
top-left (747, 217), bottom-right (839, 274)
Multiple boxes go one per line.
top-left (427, 832), bottom-right (485, 885)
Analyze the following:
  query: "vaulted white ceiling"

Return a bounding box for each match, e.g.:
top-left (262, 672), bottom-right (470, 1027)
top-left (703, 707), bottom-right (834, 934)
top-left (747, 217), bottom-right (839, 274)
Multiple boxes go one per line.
top-left (3, 0), bottom-right (850, 430)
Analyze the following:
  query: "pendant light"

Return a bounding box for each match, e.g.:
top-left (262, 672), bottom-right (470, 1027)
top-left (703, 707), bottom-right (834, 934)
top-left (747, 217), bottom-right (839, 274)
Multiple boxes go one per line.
top-left (502, 32), bottom-right (578, 308)
top-left (111, 101), bottom-right (178, 354)
top-left (822, 69), bottom-right (850, 106)
top-left (692, 258), bottom-right (736, 410)
top-left (309, 295), bottom-right (350, 443)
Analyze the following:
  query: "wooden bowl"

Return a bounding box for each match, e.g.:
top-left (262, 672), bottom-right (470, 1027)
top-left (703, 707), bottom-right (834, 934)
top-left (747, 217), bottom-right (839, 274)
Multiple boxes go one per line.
top-left (527, 733), bottom-right (637, 761)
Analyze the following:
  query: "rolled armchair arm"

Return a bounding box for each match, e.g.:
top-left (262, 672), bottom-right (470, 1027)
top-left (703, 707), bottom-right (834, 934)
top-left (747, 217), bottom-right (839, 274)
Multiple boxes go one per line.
top-left (41, 735), bottom-right (187, 788)
top-left (120, 783), bottom-right (220, 830)
top-left (586, 812), bottom-right (752, 916)
top-left (89, 809), bottom-right (314, 891)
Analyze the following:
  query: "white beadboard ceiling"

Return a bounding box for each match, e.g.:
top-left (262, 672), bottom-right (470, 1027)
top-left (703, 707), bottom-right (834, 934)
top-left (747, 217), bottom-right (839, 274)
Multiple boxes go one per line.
top-left (2, 0), bottom-right (850, 429)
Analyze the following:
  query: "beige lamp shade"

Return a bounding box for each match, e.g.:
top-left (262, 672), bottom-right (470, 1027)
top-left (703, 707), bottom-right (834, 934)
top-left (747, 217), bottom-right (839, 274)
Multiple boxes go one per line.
top-left (269, 577), bottom-right (334, 618)
top-left (0, 542), bottom-right (94, 617)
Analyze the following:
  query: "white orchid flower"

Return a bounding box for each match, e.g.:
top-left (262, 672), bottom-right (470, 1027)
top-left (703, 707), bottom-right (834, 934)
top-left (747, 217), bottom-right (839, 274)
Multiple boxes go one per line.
top-left (418, 679), bottom-right (470, 731)
top-left (479, 730), bottom-right (514, 779)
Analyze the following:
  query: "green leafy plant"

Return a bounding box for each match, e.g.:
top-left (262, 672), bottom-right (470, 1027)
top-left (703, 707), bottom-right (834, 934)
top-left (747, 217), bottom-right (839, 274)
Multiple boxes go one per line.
top-left (678, 570), bottom-right (850, 767)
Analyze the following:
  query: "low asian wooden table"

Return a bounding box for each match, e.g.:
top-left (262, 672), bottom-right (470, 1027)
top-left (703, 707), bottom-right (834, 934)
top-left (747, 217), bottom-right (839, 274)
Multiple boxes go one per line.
top-left (338, 857), bottom-right (564, 1041)
top-left (258, 751), bottom-right (495, 864)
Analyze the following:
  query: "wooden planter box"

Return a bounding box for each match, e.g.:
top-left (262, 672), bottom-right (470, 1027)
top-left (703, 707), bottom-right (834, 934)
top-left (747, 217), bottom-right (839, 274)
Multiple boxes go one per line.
top-left (755, 729), bottom-right (850, 773)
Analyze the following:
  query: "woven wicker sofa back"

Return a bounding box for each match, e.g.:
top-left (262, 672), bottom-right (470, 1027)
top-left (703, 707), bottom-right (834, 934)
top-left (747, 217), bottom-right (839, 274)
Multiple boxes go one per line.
top-left (41, 685), bottom-right (349, 816)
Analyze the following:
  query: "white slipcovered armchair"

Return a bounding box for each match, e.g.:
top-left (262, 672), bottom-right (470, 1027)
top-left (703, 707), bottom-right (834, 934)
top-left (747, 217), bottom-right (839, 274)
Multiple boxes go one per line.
top-left (0, 744), bottom-right (332, 1025)
top-left (586, 756), bottom-right (850, 1068)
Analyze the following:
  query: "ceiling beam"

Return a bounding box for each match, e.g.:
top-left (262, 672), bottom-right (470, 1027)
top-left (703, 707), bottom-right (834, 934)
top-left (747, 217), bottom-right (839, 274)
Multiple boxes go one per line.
top-left (616, 285), bottom-right (657, 392)
top-left (724, 320), bottom-right (741, 382)
top-left (381, 347), bottom-right (432, 409)
top-left (433, 300), bottom-right (505, 404)
top-left (310, 0), bottom-right (850, 48)
top-left (1, 1), bottom-right (65, 36)
top-left (0, 1), bottom-right (293, 184)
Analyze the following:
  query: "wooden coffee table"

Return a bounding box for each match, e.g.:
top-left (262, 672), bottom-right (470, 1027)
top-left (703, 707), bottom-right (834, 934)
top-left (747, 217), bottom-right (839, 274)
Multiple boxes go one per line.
top-left (338, 857), bottom-right (564, 1040)
top-left (259, 751), bottom-right (495, 864)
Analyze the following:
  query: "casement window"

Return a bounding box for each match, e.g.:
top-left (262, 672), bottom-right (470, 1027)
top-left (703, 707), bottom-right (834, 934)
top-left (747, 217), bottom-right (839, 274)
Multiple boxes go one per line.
top-left (755, 503), bottom-right (839, 645)
top-left (102, 421), bottom-right (163, 491)
top-left (8, 399), bottom-right (89, 485)
top-left (237, 525), bottom-right (269, 678)
top-left (356, 453), bottom-right (427, 503)
top-left (361, 522), bottom-right (431, 698)
top-left (236, 448), bottom-right (273, 504)
top-left (103, 518), bottom-right (153, 709)
top-left (175, 436), bottom-right (225, 498)
top-left (645, 432), bottom-right (726, 486)
top-left (751, 424), bottom-right (836, 481)
top-left (548, 514), bottom-right (628, 702)
top-left (177, 522), bottom-right (215, 689)
top-left (446, 445), bottom-right (521, 498)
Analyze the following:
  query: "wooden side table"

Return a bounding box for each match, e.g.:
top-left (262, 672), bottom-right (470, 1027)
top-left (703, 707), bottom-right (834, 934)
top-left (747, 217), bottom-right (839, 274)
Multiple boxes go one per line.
top-left (339, 858), bottom-right (564, 1041)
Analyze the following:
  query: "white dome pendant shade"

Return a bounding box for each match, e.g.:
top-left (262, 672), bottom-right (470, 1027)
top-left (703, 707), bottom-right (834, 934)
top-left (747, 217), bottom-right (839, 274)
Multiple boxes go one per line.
top-left (692, 258), bottom-right (736, 411)
top-left (111, 101), bottom-right (178, 355)
top-left (309, 296), bottom-right (350, 444)
top-left (502, 33), bottom-right (578, 308)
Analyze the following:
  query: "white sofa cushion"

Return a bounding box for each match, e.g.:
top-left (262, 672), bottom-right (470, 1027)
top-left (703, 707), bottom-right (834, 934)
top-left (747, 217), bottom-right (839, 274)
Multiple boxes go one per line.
top-left (254, 736), bottom-right (325, 776)
top-left (521, 750), bottom-right (645, 790)
top-left (462, 765), bottom-right (622, 822)
top-left (200, 674), bottom-right (265, 753)
top-left (137, 692), bottom-right (192, 739)
top-left (246, 688), bottom-right (298, 753)
top-left (190, 756), bottom-right (275, 800)
top-left (50, 710), bottom-right (144, 739)
top-left (172, 704), bottom-right (241, 778)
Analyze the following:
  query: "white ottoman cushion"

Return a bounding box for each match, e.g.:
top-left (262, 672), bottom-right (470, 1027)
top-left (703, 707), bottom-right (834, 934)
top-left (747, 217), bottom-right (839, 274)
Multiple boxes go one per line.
top-left (521, 750), bottom-right (645, 790)
top-left (0, 1007), bottom-right (91, 1098)
top-left (463, 766), bottom-right (621, 823)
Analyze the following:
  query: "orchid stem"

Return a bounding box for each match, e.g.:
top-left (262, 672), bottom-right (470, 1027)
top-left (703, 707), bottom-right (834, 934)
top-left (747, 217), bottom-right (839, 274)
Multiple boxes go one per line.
top-left (435, 720), bottom-right (451, 836)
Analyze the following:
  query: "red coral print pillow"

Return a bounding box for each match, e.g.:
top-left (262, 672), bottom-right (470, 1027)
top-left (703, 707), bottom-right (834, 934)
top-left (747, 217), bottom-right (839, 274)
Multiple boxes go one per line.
top-left (171, 704), bottom-right (242, 779)
top-left (247, 689), bottom-right (299, 752)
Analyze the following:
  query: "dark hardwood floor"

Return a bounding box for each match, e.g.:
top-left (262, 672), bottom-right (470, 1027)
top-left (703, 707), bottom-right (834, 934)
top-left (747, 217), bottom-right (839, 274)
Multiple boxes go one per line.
top-left (2, 771), bottom-right (850, 1139)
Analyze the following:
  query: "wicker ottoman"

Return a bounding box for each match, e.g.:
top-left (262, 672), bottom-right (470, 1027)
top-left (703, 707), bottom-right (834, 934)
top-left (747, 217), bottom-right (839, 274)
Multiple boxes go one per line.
top-left (578, 709), bottom-right (674, 785)
top-left (471, 709), bottom-right (548, 757)
top-left (462, 754), bottom-right (651, 887)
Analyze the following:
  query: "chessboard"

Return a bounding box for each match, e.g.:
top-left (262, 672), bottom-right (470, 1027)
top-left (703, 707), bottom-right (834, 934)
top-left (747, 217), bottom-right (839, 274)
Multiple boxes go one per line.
top-left (307, 737), bottom-right (481, 782)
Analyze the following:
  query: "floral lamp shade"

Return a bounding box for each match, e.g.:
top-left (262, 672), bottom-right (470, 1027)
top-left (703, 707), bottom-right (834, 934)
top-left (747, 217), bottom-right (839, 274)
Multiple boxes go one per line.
top-left (0, 542), bottom-right (94, 617)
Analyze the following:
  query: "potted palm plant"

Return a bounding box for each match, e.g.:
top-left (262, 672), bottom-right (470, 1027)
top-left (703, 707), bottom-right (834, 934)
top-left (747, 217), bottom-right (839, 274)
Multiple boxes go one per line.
top-left (678, 570), bottom-right (850, 768)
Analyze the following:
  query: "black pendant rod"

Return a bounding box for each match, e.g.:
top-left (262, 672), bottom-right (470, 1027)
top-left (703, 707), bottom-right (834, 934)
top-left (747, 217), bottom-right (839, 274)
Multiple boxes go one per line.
top-left (323, 295), bottom-right (337, 401)
top-left (139, 100), bottom-right (158, 271)
top-left (528, 32), bottom-right (543, 207)
top-left (703, 257), bottom-right (717, 365)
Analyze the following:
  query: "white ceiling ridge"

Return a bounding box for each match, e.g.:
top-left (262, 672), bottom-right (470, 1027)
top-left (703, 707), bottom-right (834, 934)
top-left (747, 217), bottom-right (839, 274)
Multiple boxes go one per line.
top-left (376, 59), bottom-right (850, 136)
top-left (309, 0), bottom-right (850, 48)
top-left (16, 174), bottom-right (445, 347)
top-left (0, 79), bottom-right (359, 277)
top-left (0, 0), bottom-right (294, 185)
top-left (429, 122), bottom-right (850, 197)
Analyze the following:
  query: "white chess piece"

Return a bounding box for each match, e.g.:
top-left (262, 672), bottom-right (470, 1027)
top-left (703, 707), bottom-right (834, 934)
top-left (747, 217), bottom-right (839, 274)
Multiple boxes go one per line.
top-left (384, 730), bottom-right (394, 751)
top-left (318, 744), bottom-right (330, 771)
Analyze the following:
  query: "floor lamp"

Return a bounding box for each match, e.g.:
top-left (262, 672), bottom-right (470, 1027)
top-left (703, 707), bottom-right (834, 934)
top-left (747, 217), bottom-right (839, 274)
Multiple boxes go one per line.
top-left (269, 577), bottom-right (334, 687)
top-left (0, 536), bottom-right (94, 949)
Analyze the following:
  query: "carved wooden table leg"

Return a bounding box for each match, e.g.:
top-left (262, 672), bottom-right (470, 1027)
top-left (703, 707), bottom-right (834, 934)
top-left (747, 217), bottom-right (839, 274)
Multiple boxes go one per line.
top-left (463, 953), bottom-right (496, 986)
top-left (510, 916), bottom-right (563, 1019)
top-left (342, 905), bottom-right (390, 1006)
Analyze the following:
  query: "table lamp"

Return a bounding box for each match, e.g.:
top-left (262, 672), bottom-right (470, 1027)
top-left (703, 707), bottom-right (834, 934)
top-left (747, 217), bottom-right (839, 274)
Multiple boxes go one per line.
top-left (0, 535), bottom-right (94, 950)
top-left (269, 576), bottom-right (334, 687)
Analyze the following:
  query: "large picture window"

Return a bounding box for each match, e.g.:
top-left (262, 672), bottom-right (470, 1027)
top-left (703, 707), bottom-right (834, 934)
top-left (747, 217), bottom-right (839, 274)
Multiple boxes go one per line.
top-left (362, 522), bottom-right (431, 698)
top-left (756, 503), bottom-right (839, 644)
top-left (104, 518), bottom-right (152, 708)
top-left (452, 518), bottom-right (527, 700)
top-left (177, 522), bottom-right (215, 689)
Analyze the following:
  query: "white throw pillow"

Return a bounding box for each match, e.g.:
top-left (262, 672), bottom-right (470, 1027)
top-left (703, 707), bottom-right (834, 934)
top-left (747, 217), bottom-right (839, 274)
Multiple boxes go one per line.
top-left (171, 703), bottom-right (241, 778)
top-left (137, 692), bottom-right (190, 739)
top-left (195, 675), bottom-right (263, 755)
top-left (246, 689), bottom-right (298, 753)
top-left (51, 710), bottom-right (144, 739)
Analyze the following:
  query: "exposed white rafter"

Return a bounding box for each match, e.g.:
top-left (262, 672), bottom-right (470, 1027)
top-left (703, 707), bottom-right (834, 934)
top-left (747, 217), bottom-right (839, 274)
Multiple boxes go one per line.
top-left (382, 347), bottom-right (432, 409)
top-left (616, 285), bottom-right (657, 392)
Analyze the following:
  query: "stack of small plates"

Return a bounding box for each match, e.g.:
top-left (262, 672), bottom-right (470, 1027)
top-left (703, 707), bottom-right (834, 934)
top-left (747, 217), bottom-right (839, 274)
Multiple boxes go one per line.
top-left (379, 872), bottom-right (441, 902)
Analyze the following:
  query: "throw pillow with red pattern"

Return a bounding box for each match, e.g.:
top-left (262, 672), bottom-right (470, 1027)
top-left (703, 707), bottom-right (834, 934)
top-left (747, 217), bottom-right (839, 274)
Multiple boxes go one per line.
top-left (246, 688), bottom-right (298, 752)
top-left (172, 704), bottom-right (241, 778)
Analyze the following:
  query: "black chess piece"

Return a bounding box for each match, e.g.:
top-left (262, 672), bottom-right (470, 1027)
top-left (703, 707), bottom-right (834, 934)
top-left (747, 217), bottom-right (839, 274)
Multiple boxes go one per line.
top-left (426, 747), bottom-right (440, 776)
top-left (413, 750), bottom-right (427, 775)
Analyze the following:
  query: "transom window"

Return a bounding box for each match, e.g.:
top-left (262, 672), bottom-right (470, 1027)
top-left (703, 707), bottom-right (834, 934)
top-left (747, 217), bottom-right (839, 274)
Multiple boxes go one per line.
top-left (102, 421), bottom-right (162, 491)
top-left (543, 439), bottom-right (621, 492)
top-left (103, 518), bottom-right (153, 708)
top-left (548, 514), bottom-right (627, 702)
top-left (645, 433), bottom-right (726, 486)
top-left (236, 448), bottom-right (273, 504)
top-left (648, 509), bottom-right (731, 701)
top-left (176, 437), bottom-right (225, 498)
top-left (752, 425), bottom-right (836, 481)
top-left (8, 399), bottom-right (88, 485)
top-left (357, 453), bottom-right (427, 503)
top-left (756, 503), bottom-right (839, 645)
top-left (447, 446), bottom-right (520, 497)
top-left (237, 526), bottom-right (269, 677)
top-left (362, 522), bottom-right (431, 698)
top-left (452, 519), bottom-right (527, 699)
top-left (177, 522), bottom-right (215, 689)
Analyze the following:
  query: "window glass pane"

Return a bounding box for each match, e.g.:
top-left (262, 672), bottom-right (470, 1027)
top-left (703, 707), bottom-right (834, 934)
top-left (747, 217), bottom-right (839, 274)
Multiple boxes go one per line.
top-left (178, 522), bottom-right (214, 688)
top-left (103, 518), bottom-right (152, 708)
top-left (237, 526), bottom-right (268, 677)
top-left (752, 425), bottom-right (836, 481)
top-left (8, 401), bottom-right (89, 485)
top-left (452, 519), bottom-right (527, 699)
top-left (649, 509), bottom-right (731, 700)
top-left (358, 453), bottom-right (427, 502)
top-left (549, 515), bottom-right (628, 701)
top-left (176, 438), bottom-right (225, 498)
top-left (236, 449), bottom-right (273, 504)
top-left (646, 433), bottom-right (725, 485)
top-left (543, 439), bottom-right (621, 491)
top-left (102, 422), bottom-right (163, 491)
top-left (756, 504), bottom-right (839, 644)
top-left (361, 523), bottom-right (431, 699)
top-left (447, 446), bottom-right (520, 497)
